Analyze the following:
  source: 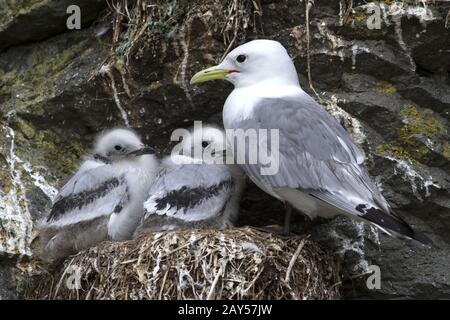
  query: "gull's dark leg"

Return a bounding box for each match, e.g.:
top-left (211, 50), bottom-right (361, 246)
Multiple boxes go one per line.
top-left (283, 203), bottom-right (292, 235)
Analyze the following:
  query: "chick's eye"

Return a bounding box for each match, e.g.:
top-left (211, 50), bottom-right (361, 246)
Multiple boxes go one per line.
top-left (114, 145), bottom-right (122, 151)
top-left (202, 141), bottom-right (209, 148)
top-left (236, 54), bottom-right (246, 63)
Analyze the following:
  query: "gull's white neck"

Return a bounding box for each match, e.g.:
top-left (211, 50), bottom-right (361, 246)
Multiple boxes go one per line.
top-left (223, 80), bottom-right (304, 128)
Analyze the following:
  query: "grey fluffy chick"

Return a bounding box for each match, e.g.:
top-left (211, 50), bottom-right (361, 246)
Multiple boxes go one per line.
top-left (39, 128), bottom-right (159, 262)
top-left (134, 125), bottom-right (245, 237)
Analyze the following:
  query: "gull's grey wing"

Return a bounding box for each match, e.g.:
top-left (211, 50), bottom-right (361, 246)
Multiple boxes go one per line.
top-left (229, 95), bottom-right (390, 214)
top-left (47, 164), bottom-right (129, 225)
top-left (143, 163), bottom-right (234, 222)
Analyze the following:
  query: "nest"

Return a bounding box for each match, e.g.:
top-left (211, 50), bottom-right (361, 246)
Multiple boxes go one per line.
top-left (25, 227), bottom-right (341, 300)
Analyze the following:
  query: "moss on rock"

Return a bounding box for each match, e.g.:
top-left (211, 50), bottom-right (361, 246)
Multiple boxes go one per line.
top-left (27, 130), bottom-right (85, 177)
top-left (376, 105), bottom-right (447, 163)
top-left (442, 141), bottom-right (450, 160)
top-left (374, 81), bottom-right (397, 95)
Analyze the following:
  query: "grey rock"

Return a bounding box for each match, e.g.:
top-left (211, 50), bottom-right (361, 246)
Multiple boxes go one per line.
top-left (0, 260), bottom-right (17, 300)
top-left (0, 0), bottom-right (106, 51)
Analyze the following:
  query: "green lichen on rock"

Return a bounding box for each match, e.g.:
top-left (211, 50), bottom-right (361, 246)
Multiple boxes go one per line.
top-left (399, 105), bottom-right (445, 138)
top-left (376, 105), bottom-right (447, 163)
top-left (31, 130), bottom-right (85, 176)
top-left (11, 118), bottom-right (36, 140)
top-left (0, 37), bottom-right (89, 115)
top-left (1, 0), bottom-right (44, 22)
top-left (374, 81), bottom-right (396, 95)
top-left (28, 43), bottom-right (86, 83)
top-left (0, 168), bottom-right (13, 194)
top-left (442, 141), bottom-right (450, 160)
top-left (13, 128), bottom-right (85, 179)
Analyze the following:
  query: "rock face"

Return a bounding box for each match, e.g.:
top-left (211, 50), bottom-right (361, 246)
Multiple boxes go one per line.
top-left (0, 0), bottom-right (449, 299)
top-left (0, 0), bottom-right (106, 50)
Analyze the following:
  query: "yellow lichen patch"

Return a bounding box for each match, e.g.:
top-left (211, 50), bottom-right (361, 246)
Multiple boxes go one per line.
top-left (442, 141), bottom-right (450, 160)
top-left (148, 80), bottom-right (163, 90)
top-left (399, 105), bottom-right (445, 138)
top-left (28, 41), bottom-right (88, 82)
top-left (12, 118), bottom-right (36, 139)
top-left (0, 228), bottom-right (8, 242)
top-left (6, 0), bottom-right (43, 15)
top-left (376, 105), bottom-right (447, 163)
top-left (353, 11), bottom-right (367, 24)
top-left (381, 0), bottom-right (395, 5)
top-left (374, 81), bottom-right (396, 95)
top-left (0, 169), bottom-right (13, 194)
top-left (15, 129), bottom-right (85, 178)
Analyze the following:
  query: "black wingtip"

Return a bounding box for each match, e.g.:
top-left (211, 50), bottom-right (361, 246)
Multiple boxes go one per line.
top-left (356, 204), bottom-right (433, 246)
top-left (410, 230), bottom-right (434, 247)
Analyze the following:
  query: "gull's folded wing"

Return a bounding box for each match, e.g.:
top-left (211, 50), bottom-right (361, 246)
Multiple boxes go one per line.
top-left (227, 95), bottom-right (431, 241)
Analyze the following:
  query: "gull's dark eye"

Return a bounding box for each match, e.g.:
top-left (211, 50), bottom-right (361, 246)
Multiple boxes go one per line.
top-left (202, 141), bottom-right (209, 148)
top-left (236, 54), bottom-right (246, 63)
top-left (114, 145), bottom-right (122, 151)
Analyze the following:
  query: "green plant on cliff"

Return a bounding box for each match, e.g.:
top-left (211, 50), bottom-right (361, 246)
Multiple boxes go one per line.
top-left (107, 0), bottom-right (260, 65)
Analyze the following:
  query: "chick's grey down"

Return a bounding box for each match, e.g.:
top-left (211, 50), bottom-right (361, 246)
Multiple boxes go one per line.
top-left (39, 128), bottom-right (159, 262)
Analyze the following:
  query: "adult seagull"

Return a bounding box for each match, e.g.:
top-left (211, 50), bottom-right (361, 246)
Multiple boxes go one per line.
top-left (190, 39), bottom-right (431, 244)
top-left (39, 128), bottom-right (159, 262)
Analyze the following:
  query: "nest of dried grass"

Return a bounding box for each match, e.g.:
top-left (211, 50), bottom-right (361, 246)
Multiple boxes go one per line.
top-left (25, 227), bottom-right (340, 300)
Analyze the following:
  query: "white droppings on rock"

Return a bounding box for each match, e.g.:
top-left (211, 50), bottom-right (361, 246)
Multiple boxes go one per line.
top-left (316, 23), bottom-right (349, 61)
top-left (99, 64), bottom-right (130, 127)
top-left (338, 0), bottom-right (344, 26)
top-left (379, 3), bottom-right (390, 26)
top-left (0, 126), bottom-right (33, 257)
top-left (392, 13), bottom-right (416, 71)
top-left (351, 221), bottom-right (370, 272)
top-left (388, 1), bottom-right (435, 26)
top-left (358, 1), bottom-right (436, 72)
top-left (329, 220), bottom-right (369, 272)
top-left (423, 179), bottom-right (440, 197)
top-left (21, 162), bottom-right (58, 201)
top-left (350, 44), bottom-right (370, 71)
top-left (174, 23), bottom-right (194, 105)
top-left (325, 95), bottom-right (367, 148)
top-left (384, 155), bottom-right (440, 201)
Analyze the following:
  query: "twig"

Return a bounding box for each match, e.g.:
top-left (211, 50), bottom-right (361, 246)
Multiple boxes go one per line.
top-left (284, 239), bottom-right (306, 283)
top-left (305, 0), bottom-right (323, 102)
top-left (158, 269), bottom-right (170, 300)
top-left (53, 258), bottom-right (75, 299)
top-left (100, 64), bottom-right (130, 127)
top-left (446, 8), bottom-right (450, 28)
top-left (206, 264), bottom-right (224, 300)
top-left (221, 0), bottom-right (240, 61)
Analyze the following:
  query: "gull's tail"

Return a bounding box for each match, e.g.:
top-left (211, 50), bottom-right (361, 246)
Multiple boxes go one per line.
top-left (356, 205), bottom-right (433, 246)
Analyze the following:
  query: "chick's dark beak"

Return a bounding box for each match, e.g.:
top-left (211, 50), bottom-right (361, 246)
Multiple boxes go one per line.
top-left (127, 146), bottom-right (156, 157)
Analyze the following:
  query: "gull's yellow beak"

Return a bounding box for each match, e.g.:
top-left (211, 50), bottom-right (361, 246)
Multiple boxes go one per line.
top-left (190, 66), bottom-right (236, 84)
